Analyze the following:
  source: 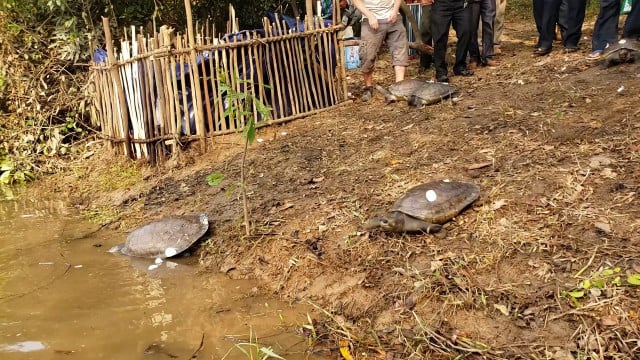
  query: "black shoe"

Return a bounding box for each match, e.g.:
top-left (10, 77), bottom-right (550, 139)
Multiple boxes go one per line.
top-left (563, 46), bottom-right (579, 53)
top-left (533, 47), bottom-right (552, 56)
top-left (453, 68), bottom-right (474, 77)
top-left (436, 74), bottom-right (449, 83)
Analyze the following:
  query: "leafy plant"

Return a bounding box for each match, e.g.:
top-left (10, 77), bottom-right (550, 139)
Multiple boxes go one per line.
top-left (221, 328), bottom-right (286, 360)
top-left (206, 73), bottom-right (271, 237)
top-left (562, 267), bottom-right (640, 306)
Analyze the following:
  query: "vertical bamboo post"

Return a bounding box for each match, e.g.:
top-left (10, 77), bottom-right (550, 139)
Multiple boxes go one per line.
top-left (102, 17), bottom-right (132, 158)
top-left (184, 0), bottom-right (206, 151)
top-left (306, 0), bottom-right (314, 30)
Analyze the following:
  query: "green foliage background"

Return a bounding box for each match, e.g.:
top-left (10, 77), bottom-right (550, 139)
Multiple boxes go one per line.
top-left (0, 0), bottom-right (304, 198)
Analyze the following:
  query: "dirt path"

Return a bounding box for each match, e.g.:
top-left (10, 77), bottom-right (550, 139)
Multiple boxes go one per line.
top-left (53, 16), bottom-right (640, 359)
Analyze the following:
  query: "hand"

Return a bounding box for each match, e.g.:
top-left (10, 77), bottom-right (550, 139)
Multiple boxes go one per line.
top-left (369, 17), bottom-right (379, 30)
top-left (389, 12), bottom-right (398, 24)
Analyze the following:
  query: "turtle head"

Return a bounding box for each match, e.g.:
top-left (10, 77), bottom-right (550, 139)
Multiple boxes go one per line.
top-left (407, 95), bottom-right (426, 108)
top-left (365, 212), bottom-right (403, 232)
top-left (374, 84), bottom-right (397, 104)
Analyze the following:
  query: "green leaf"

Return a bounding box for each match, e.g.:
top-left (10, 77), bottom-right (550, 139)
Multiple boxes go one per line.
top-left (206, 173), bottom-right (224, 186)
top-left (612, 276), bottom-right (622, 286)
top-left (243, 118), bottom-right (256, 144)
top-left (566, 290), bottom-right (585, 298)
top-left (0, 170), bottom-right (11, 184)
top-left (0, 159), bottom-right (14, 171)
top-left (592, 279), bottom-right (605, 289)
top-left (580, 280), bottom-right (591, 289)
top-left (627, 274), bottom-right (640, 286)
top-left (602, 268), bottom-right (615, 276)
top-left (259, 347), bottom-right (285, 359)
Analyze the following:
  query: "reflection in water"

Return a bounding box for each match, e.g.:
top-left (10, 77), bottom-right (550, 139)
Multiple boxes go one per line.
top-left (0, 196), bottom-right (326, 360)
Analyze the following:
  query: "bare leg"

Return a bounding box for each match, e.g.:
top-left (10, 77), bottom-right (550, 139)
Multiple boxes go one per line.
top-left (394, 65), bottom-right (406, 82)
top-left (363, 71), bottom-right (374, 87)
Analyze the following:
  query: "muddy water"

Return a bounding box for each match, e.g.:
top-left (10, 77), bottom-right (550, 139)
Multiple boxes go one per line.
top-left (0, 197), bottom-right (322, 360)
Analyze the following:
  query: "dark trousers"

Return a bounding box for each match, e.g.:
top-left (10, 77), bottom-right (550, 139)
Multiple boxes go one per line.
top-left (431, 0), bottom-right (471, 77)
top-left (592, 0), bottom-right (621, 51)
top-left (624, 0), bottom-right (640, 37)
top-left (469, 0), bottom-right (496, 62)
top-left (558, 0), bottom-right (586, 47)
top-left (533, 0), bottom-right (562, 49)
top-left (419, 4), bottom-right (434, 68)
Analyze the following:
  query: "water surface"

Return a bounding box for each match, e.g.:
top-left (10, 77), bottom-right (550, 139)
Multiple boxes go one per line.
top-left (0, 196), bottom-right (320, 359)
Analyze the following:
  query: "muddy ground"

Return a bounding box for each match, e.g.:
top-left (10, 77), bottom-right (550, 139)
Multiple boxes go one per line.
top-left (44, 16), bottom-right (640, 359)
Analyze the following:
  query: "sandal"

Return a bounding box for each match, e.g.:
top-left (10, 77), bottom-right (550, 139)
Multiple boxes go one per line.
top-left (586, 50), bottom-right (602, 61)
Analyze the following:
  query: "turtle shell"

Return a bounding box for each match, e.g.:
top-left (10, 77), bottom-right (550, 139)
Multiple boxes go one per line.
top-left (390, 180), bottom-right (480, 224)
top-left (388, 79), bottom-right (457, 105)
top-left (120, 214), bottom-right (209, 258)
top-left (603, 38), bottom-right (640, 56)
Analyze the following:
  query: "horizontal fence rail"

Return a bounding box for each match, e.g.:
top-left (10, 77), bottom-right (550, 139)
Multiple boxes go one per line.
top-left (91, 7), bottom-right (348, 162)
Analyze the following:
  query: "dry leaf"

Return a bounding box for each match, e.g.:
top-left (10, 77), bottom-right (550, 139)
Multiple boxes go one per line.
top-left (468, 162), bottom-right (492, 170)
top-left (489, 199), bottom-right (508, 211)
top-left (311, 176), bottom-right (325, 183)
top-left (594, 221), bottom-right (611, 233)
top-left (600, 314), bottom-right (618, 326)
top-left (589, 155), bottom-right (613, 168)
top-left (401, 123), bottom-right (414, 131)
top-left (601, 168), bottom-right (617, 178)
top-left (493, 304), bottom-right (510, 316)
top-left (552, 349), bottom-right (576, 360)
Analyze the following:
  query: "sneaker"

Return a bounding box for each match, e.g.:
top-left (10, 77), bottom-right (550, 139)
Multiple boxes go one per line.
top-left (586, 50), bottom-right (602, 61)
top-left (361, 86), bottom-right (373, 102)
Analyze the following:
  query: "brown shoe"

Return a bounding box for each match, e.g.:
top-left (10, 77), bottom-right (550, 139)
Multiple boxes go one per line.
top-left (468, 61), bottom-right (479, 70)
top-left (484, 58), bottom-right (499, 67)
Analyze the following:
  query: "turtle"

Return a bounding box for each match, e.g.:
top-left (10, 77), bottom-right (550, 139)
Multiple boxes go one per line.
top-left (109, 214), bottom-right (209, 258)
top-left (375, 79), bottom-right (457, 107)
top-left (365, 180), bottom-right (480, 233)
top-left (602, 38), bottom-right (640, 68)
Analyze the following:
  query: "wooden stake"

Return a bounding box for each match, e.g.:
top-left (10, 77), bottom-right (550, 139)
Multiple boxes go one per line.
top-left (102, 17), bottom-right (131, 158)
top-left (184, 0), bottom-right (206, 150)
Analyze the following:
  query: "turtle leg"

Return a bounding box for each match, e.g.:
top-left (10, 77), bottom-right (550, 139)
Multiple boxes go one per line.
top-left (399, 214), bottom-right (442, 233)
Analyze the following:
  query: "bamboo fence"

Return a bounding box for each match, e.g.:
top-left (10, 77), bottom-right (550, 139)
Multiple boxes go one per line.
top-left (90, 1), bottom-right (347, 162)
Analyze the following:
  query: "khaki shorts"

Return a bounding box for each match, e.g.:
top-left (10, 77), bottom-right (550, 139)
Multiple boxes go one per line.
top-left (359, 19), bottom-right (409, 73)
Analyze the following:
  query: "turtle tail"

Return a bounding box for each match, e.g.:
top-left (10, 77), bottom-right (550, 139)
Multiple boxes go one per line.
top-left (374, 85), bottom-right (397, 104)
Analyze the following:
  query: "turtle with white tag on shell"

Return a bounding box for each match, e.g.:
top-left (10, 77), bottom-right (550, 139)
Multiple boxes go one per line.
top-left (365, 180), bottom-right (480, 233)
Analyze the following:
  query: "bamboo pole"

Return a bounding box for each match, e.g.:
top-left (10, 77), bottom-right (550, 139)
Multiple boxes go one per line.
top-left (184, 0), bottom-right (206, 150)
top-left (305, 0), bottom-right (314, 30)
top-left (289, 22), bottom-right (313, 113)
top-left (274, 17), bottom-right (299, 116)
top-left (102, 17), bottom-right (131, 158)
top-left (260, 18), bottom-right (280, 120)
top-left (264, 21), bottom-right (286, 120)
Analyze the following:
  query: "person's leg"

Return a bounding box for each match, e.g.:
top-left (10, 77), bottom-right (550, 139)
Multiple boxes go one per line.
top-left (537, 0), bottom-right (562, 51)
top-left (623, 0), bottom-right (640, 38)
top-left (358, 20), bottom-right (385, 100)
top-left (452, 0), bottom-right (473, 74)
top-left (480, 0), bottom-right (497, 60)
top-left (468, 1), bottom-right (482, 66)
top-left (494, 0), bottom-right (507, 45)
top-left (561, 0), bottom-right (586, 48)
top-left (386, 21), bottom-right (409, 82)
top-left (593, 0), bottom-right (621, 50)
top-left (419, 4), bottom-right (434, 69)
top-left (431, 0), bottom-right (453, 80)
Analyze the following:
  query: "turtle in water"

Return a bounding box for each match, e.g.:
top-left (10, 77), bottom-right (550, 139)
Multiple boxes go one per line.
top-left (109, 214), bottom-right (209, 258)
top-left (375, 79), bottom-right (457, 107)
top-left (365, 180), bottom-right (480, 233)
top-left (602, 38), bottom-right (640, 68)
